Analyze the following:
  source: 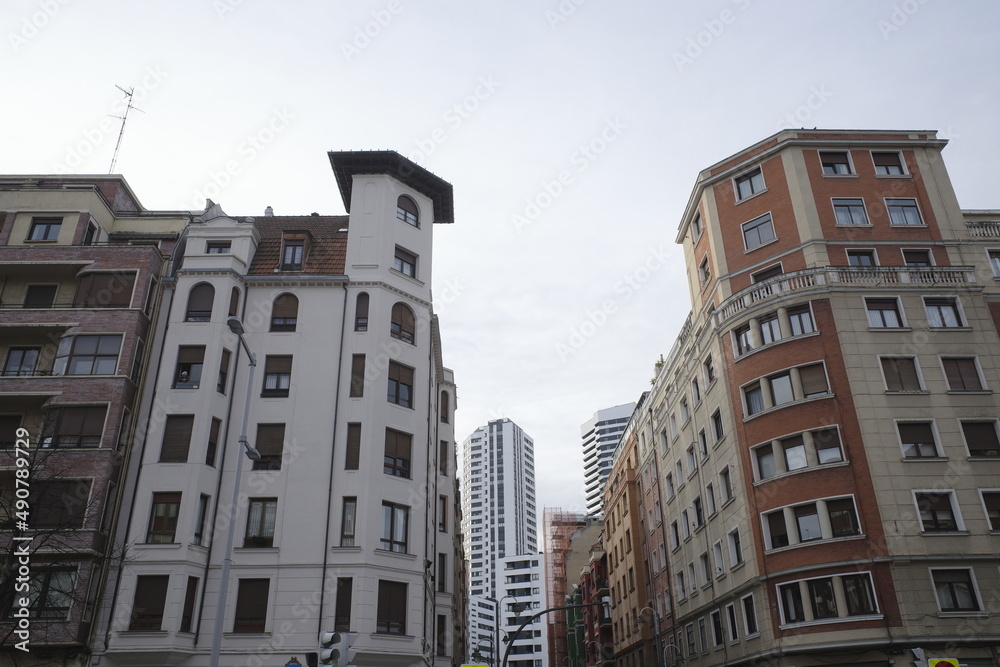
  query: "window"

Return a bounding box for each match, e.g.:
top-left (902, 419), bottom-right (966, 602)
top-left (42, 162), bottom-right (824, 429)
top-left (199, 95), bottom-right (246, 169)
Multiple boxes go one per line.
top-left (710, 610), bottom-right (724, 647)
top-left (872, 151), bottom-right (904, 175)
top-left (692, 377), bottom-right (701, 402)
top-left (377, 580), bottom-right (407, 634)
top-left (767, 511), bottom-right (789, 548)
top-left (675, 572), bottom-right (686, 599)
top-left (691, 213), bottom-right (702, 239)
top-left (843, 574), bottom-right (878, 615)
top-left (989, 249), bottom-right (1000, 277)
top-left (180, 577), bottom-right (199, 632)
top-left (904, 249), bottom-right (932, 266)
top-left (751, 264), bottom-right (783, 283)
top-left (381, 502), bottom-right (409, 552)
top-left (159, 415), bottom-right (194, 462)
top-left (686, 445), bottom-right (697, 474)
top-left (436, 613), bottom-right (448, 656)
top-left (27, 217), bottom-right (62, 241)
top-left (881, 356), bottom-right (921, 392)
top-left (438, 495), bottom-right (448, 531)
top-left (233, 579), bottom-right (269, 632)
top-left (788, 304), bottom-right (815, 336)
top-left (335, 578), bottom-right (353, 631)
top-left (828, 498), bottom-right (861, 537)
top-left (847, 249), bottom-right (876, 266)
top-left (83, 223), bottom-right (97, 245)
top-left (194, 494), bottom-right (210, 546)
top-left (74, 272), bottom-right (136, 307)
top-left (733, 323), bottom-right (753, 356)
top-left (742, 213), bottom-right (776, 250)
top-left (725, 603), bottom-right (739, 642)
top-left (26, 479), bottom-right (90, 529)
top-left (962, 420), bottom-right (1000, 457)
top-left (185, 283), bottom-right (215, 321)
top-left (390, 302), bottom-right (416, 344)
top-left (756, 446), bottom-right (776, 479)
top-left (898, 421), bottom-right (939, 458)
top-left (759, 313), bottom-right (780, 344)
top-left (440, 392), bottom-right (450, 424)
top-left (254, 423), bottom-right (284, 471)
top-left (174, 345), bottom-right (204, 388)
top-left (924, 297), bottom-right (962, 328)
top-left (735, 167), bottom-right (765, 200)
top-left (685, 623), bottom-right (696, 656)
top-left (778, 582), bottom-right (806, 624)
top-left (1, 415), bottom-right (22, 448)
top-left (814, 427), bottom-right (844, 464)
top-left (354, 292), bottom-right (369, 331)
top-left (345, 423), bottom-right (361, 470)
top-left (282, 238), bottom-right (305, 271)
top-left (396, 195), bottom-right (419, 226)
top-left (719, 467), bottom-right (733, 502)
top-left (980, 491), bottom-right (1000, 530)
top-left (942, 357), bottom-right (984, 391)
top-left (215, 348), bottom-right (231, 394)
top-left (129, 575), bottom-right (169, 631)
top-left (770, 371), bottom-right (794, 405)
top-left (23, 285), bottom-right (57, 308)
top-left (206, 240), bottom-right (231, 253)
top-left (820, 151), bottom-right (852, 175)
top-left (833, 198), bottom-right (868, 225)
top-left (349, 354), bottom-right (365, 397)
top-left (439, 440), bottom-right (449, 475)
top-left (782, 435), bottom-right (807, 471)
top-left (931, 569), bottom-right (980, 612)
top-left (26, 568), bottom-right (76, 619)
top-left (915, 491), bottom-right (960, 532)
top-left (698, 257), bottom-right (711, 284)
top-left (43, 406), bottom-right (106, 448)
top-left (270, 293), bottom-right (298, 332)
top-left (341, 497), bottom-right (357, 546)
top-left (865, 297), bottom-right (903, 328)
top-left (393, 246), bottom-right (417, 278)
top-left (704, 355), bottom-right (716, 384)
top-left (728, 528), bottom-right (743, 565)
top-left (887, 198), bottom-right (923, 226)
top-left (262, 355), bottom-right (292, 397)
top-left (206, 418), bottom-right (221, 466)
top-left (387, 361), bottom-right (414, 408)
top-left (384, 428), bottom-right (412, 478)
top-left (147, 492), bottom-right (181, 543)
top-left (245, 498), bottom-right (277, 547)
top-left (54, 334), bottom-right (122, 376)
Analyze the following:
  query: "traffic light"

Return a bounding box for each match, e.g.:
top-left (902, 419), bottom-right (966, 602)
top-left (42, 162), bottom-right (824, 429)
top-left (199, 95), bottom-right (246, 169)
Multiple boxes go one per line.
top-left (320, 631), bottom-right (357, 666)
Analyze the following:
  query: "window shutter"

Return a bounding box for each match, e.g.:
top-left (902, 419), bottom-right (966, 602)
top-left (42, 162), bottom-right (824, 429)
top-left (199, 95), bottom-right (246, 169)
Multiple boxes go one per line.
top-left (872, 152), bottom-right (900, 167)
top-left (944, 358), bottom-right (981, 391)
top-left (234, 579), bottom-right (269, 632)
top-left (345, 423), bottom-right (361, 470)
top-left (178, 346), bottom-right (205, 364)
top-left (186, 284), bottom-right (215, 319)
top-left (264, 356), bottom-right (292, 374)
top-left (160, 415), bottom-right (194, 462)
top-left (229, 287), bottom-right (240, 317)
top-left (385, 429), bottom-right (411, 462)
top-left (130, 576), bottom-right (170, 630)
top-left (899, 422), bottom-right (934, 445)
top-left (31, 480), bottom-right (89, 527)
top-left (273, 294), bottom-right (298, 319)
top-left (389, 362), bottom-right (413, 385)
top-left (350, 355), bottom-right (365, 397)
top-left (255, 423), bottom-right (285, 459)
top-left (798, 364), bottom-right (828, 396)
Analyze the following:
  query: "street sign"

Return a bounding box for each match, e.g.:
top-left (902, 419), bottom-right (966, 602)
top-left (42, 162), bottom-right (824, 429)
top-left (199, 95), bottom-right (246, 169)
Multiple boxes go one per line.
top-left (929, 660), bottom-right (959, 667)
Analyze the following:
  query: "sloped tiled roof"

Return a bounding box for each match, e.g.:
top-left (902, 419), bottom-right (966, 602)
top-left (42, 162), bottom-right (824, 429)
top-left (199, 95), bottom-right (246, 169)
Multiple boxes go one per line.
top-left (247, 215), bottom-right (349, 276)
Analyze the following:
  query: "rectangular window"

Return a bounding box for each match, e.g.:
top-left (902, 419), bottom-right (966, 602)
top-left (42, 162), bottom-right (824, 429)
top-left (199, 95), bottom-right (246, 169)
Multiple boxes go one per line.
top-left (799, 363), bottom-right (830, 398)
top-left (942, 357), bottom-right (984, 391)
top-left (393, 247), bottom-right (417, 278)
top-left (847, 249), bottom-right (876, 266)
top-left (335, 578), bottom-right (353, 631)
top-left (980, 491), bottom-right (1000, 530)
top-left (898, 421), bottom-right (939, 458)
top-left (794, 504), bottom-right (822, 541)
top-left (25, 568), bottom-right (75, 619)
top-left (742, 213), bottom-right (776, 250)
top-left (207, 241), bottom-right (231, 253)
top-left (438, 495), bottom-right (448, 532)
top-left (989, 249), bottom-right (1000, 277)
top-left (782, 435), bottom-right (807, 471)
top-left (217, 349), bottom-right (231, 393)
top-left (769, 371), bottom-right (794, 405)
top-left (350, 354), bottom-right (365, 397)
top-left (779, 582), bottom-right (806, 624)
top-left (129, 575), bottom-right (170, 631)
top-left (24, 285), bottom-right (57, 308)
top-left (439, 440), bottom-right (449, 475)
top-left (27, 217), bottom-right (62, 241)
top-left (244, 498), bottom-right (277, 547)
top-left (704, 355), bottom-right (716, 384)
top-left (887, 198), bottom-right (923, 225)
top-left (387, 361), bottom-right (414, 408)
top-left (735, 167), bottom-right (765, 200)
top-left (44, 406), bottom-right (107, 448)
top-left (233, 579), bottom-right (269, 632)
top-left (380, 502), bottom-right (409, 552)
top-left (915, 492), bottom-right (959, 532)
top-left (881, 356), bottom-right (921, 392)
top-left (262, 355), bottom-right (292, 397)
top-left (820, 151), bottom-right (852, 175)
top-left (720, 467), bottom-right (733, 502)
top-left (728, 528), bottom-right (743, 565)
top-left (827, 498), bottom-right (861, 537)
top-left (54, 334), bottom-right (122, 376)
top-left (756, 446), bottom-right (777, 480)
top-left (931, 569), bottom-right (980, 612)
top-left (345, 423), bottom-right (361, 470)
top-left (254, 423), bottom-right (285, 471)
top-left (808, 578), bottom-right (838, 619)
top-left (865, 298), bottom-right (903, 328)
top-left (180, 576), bottom-right (199, 632)
top-left (843, 574), bottom-right (877, 615)
top-left (282, 239), bottom-right (305, 270)
top-left (341, 497), bottom-right (358, 547)
top-left (194, 494), bottom-right (210, 546)
top-left (962, 420), bottom-right (1000, 457)
top-left (904, 249), bottom-right (932, 266)
top-left (27, 479), bottom-right (90, 528)
top-left (788, 305), bottom-right (815, 336)
top-left (384, 428), bottom-right (412, 478)
top-left (174, 345), bottom-right (205, 388)
top-left (725, 603), bottom-right (739, 642)
top-left (159, 414), bottom-right (194, 462)
top-left (74, 272), bottom-right (136, 308)
top-left (712, 541), bottom-right (725, 577)
top-left (147, 492), bottom-right (181, 543)
top-left (699, 257), bottom-right (711, 284)
top-left (814, 427), bottom-right (844, 464)
top-left (734, 323), bottom-right (753, 356)
top-left (872, 151), bottom-right (904, 175)
top-left (436, 613), bottom-right (448, 656)
top-left (833, 198), bottom-right (868, 225)
top-left (377, 580), bottom-right (407, 634)
top-left (924, 297), bottom-right (963, 328)
top-left (741, 594), bottom-right (758, 635)
top-left (758, 313), bottom-right (780, 345)
top-left (767, 511), bottom-right (789, 548)
top-left (206, 418), bottom-right (221, 466)
top-left (3, 346), bottom-right (41, 376)
top-left (437, 554), bottom-right (447, 593)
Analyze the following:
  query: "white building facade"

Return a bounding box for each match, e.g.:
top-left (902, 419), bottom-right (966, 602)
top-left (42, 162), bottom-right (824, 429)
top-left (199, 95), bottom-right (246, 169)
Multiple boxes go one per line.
top-left (581, 403), bottom-right (634, 518)
top-left (93, 151), bottom-right (462, 667)
top-left (496, 555), bottom-right (547, 667)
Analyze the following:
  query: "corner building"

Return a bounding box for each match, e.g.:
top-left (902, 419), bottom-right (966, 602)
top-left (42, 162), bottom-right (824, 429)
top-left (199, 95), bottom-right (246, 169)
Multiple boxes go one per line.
top-left (94, 151), bottom-right (463, 667)
top-left (632, 130), bottom-right (1000, 667)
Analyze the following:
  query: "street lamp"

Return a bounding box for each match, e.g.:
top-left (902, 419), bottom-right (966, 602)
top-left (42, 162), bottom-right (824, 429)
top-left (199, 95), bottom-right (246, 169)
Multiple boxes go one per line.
top-left (486, 595), bottom-right (519, 667)
top-left (636, 607), bottom-right (662, 667)
top-left (209, 316), bottom-right (261, 667)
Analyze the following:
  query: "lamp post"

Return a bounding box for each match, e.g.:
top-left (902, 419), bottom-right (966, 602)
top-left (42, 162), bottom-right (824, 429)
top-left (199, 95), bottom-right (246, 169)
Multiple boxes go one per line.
top-left (636, 607), bottom-right (662, 667)
top-left (208, 316), bottom-right (261, 667)
top-left (486, 595), bottom-right (518, 667)
top-left (585, 640), bottom-right (601, 667)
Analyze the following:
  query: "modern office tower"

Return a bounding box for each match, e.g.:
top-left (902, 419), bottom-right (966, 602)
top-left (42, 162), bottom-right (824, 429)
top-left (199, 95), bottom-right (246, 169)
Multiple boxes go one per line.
top-left (582, 403), bottom-right (635, 517)
top-left (86, 151), bottom-right (462, 667)
top-left (609, 129), bottom-right (1000, 667)
top-left (0, 177), bottom-right (187, 667)
top-left (461, 418), bottom-right (538, 665)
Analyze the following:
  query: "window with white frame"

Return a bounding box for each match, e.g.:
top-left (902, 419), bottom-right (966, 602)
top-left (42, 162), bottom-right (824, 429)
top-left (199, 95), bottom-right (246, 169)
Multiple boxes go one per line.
top-left (941, 357), bottom-right (984, 391)
top-left (742, 213), bottom-right (776, 250)
top-left (719, 467), bottom-right (733, 503)
top-left (930, 568), bottom-right (981, 612)
top-left (833, 198), bottom-right (869, 226)
top-left (710, 610), bottom-right (724, 647)
top-left (741, 594), bottom-right (758, 635)
top-left (979, 490), bottom-right (1000, 530)
top-left (924, 297), bottom-right (963, 328)
top-left (865, 297), bottom-right (904, 328)
top-left (727, 528), bottom-right (743, 566)
top-left (914, 491), bottom-right (962, 532)
top-left (903, 249), bottom-right (932, 266)
top-left (788, 304), bottom-right (815, 336)
top-left (897, 421), bottom-right (939, 458)
top-left (712, 541), bottom-right (725, 577)
top-left (988, 249), bottom-right (1000, 277)
top-left (763, 496), bottom-right (861, 549)
top-left (725, 603), bottom-right (739, 642)
top-left (886, 198), bottom-right (923, 226)
top-left (872, 151), bottom-right (905, 175)
top-left (880, 356), bottom-right (922, 392)
top-left (847, 249), bottom-right (877, 266)
top-left (777, 572), bottom-right (879, 626)
top-left (961, 420), bottom-right (1000, 457)
top-left (735, 167), bottom-right (765, 201)
top-left (820, 151), bottom-right (852, 175)
top-left (711, 409), bottom-right (724, 442)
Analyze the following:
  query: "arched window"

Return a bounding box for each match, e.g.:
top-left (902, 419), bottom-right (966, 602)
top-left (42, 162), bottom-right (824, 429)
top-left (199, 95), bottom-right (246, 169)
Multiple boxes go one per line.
top-left (271, 293), bottom-right (298, 332)
top-left (390, 302), bottom-right (415, 344)
top-left (229, 287), bottom-right (240, 317)
top-left (186, 283), bottom-right (215, 322)
top-left (355, 292), bottom-right (369, 332)
top-left (440, 391), bottom-right (450, 424)
top-left (396, 195), bottom-right (418, 227)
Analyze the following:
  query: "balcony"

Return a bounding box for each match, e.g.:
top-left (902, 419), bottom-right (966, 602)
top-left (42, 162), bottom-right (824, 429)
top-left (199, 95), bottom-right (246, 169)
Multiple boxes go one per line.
top-left (718, 265), bottom-right (978, 324)
top-left (965, 220), bottom-right (1000, 237)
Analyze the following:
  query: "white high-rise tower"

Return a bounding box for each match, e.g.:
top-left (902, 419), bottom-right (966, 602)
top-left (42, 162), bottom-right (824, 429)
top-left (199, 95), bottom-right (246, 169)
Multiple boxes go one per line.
top-left (581, 403), bottom-right (635, 517)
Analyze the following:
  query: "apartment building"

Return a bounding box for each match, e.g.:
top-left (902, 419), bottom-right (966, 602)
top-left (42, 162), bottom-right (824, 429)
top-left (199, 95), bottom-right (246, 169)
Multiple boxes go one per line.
top-left (607, 129), bottom-right (1000, 667)
top-left (83, 151), bottom-right (463, 667)
top-left (0, 177), bottom-right (187, 666)
top-left (582, 403), bottom-right (635, 518)
top-left (497, 555), bottom-right (548, 667)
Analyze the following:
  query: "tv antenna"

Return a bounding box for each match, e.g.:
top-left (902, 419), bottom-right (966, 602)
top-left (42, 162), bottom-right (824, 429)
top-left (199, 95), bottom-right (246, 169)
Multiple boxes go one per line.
top-left (108, 84), bottom-right (144, 173)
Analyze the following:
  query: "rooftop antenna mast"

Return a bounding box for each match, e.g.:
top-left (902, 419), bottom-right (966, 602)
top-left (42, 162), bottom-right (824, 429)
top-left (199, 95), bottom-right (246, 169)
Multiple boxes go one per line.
top-left (108, 84), bottom-right (144, 174)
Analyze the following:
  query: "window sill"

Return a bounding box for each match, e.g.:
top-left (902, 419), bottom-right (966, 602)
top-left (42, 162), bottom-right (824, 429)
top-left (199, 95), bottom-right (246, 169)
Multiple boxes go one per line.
top-left (743, 393), bottom-right (834, 422)
top-left (235, 545), bottom-right (279, 551)
top-left (875, 174), bottom-right (912, 179)
top-left (884, 390), bottom-right (930, 395)
top-left (778, 613), bottom-right (883, 630)
top-left (920, 530), bottom-right (970, 537)
top-left (733, 330), bottom-right (821, 362)
top-left (373, 632), bottom-right (415, 641)
top-left (764, 533), bottom-right (865, 555)
top-left (902, 456), bottom-right (948, 462)
top-left (139, 541), bottom-right (182, 549)
top-left (753, 460), bottom-right (850, 485)
top-left (835, 223), bottom-right (873, 228)
top-left (928, 326), bottom-right (973, 332)
top-left (946, 390), bottom-right (993, 395)
top-left (936, 611), bottom-right (989, 619)
top-left (823, 173), bottom-right (859, 178)
top-left (121, 630), bottom-right (169, 635)
top-left (968, 455), bottom-right (1000, 460)
top-left (261, 392), bottom-right (290, 398)
top-left (390, 268), bottom-right (425, 286)
top-left (889, 224), bottom-right (927, 229)
top-left (374, 548), bottom-right (418, 561)
top-left (744, 237), bottom-right (780, 254)
top-left (867, 326), bottom-right (912, 332)
top-left (735, 188), bottom-right (768, 205)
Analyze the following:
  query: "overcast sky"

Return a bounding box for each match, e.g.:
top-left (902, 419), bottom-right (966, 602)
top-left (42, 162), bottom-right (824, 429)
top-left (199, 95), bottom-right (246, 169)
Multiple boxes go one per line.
top-left (3, 0), bottom-right (999, 514)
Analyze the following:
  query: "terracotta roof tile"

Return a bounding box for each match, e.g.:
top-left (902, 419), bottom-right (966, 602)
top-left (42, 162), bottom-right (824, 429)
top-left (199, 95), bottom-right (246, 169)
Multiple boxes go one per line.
top-left (246, 216), bottom-right (349, 276)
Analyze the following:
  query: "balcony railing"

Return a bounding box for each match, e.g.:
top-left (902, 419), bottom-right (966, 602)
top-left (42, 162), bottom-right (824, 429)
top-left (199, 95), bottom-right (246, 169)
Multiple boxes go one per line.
top-left (718, 265), bottom-right (978, 323)
top-left (966, 220), bottom-right (1000, 237)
